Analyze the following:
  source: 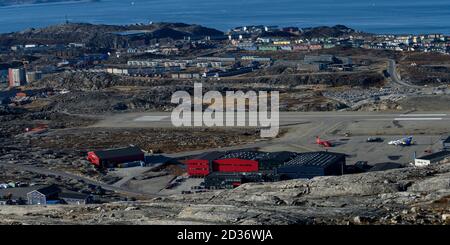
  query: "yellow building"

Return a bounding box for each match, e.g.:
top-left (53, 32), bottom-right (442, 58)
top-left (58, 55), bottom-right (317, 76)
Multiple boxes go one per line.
top-left (273, 41), bottom-right (291, 45)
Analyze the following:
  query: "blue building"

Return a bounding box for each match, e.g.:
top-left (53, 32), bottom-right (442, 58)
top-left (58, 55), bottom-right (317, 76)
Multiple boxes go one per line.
top-left (443, 136), bottom-right (450, 150)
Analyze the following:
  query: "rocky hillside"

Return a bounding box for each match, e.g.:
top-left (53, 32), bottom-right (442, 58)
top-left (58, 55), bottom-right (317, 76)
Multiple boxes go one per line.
top-left (398, 53), bottom-right (450, 85)
top-left (28, 70), bottom-right (384, 114)
top-left (300, 25), bottom-right (361, 39)
top-left (0, 22), bottom-right (223, 48)
top-left (1, 163), bottom-right (450, 225)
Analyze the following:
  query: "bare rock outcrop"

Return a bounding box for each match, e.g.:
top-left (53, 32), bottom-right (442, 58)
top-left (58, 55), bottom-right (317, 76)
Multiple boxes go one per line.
top-left (1, 163), bottom-right (450, 225)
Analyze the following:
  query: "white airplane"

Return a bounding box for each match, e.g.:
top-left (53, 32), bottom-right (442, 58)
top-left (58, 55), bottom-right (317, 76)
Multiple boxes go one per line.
top-left (388, 136), bottom-right (413, 146)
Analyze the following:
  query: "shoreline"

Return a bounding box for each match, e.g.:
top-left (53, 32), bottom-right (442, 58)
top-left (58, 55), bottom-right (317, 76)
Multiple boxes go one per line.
top-left (0, 21), bottom-right (449, 36)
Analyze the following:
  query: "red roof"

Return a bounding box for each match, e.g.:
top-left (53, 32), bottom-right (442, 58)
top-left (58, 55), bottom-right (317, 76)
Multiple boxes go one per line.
top-left (212, 158), bottom-right (259, 173)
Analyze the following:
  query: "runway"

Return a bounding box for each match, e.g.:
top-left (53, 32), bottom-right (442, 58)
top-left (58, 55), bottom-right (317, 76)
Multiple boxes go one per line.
top-left (92, 111), bottom-right (450, 128)
top-left (92, 111), bottom-right (450, 165)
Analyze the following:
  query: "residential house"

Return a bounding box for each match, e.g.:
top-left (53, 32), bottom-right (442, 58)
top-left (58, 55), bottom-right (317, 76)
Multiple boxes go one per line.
top-left (0, 185), bottom-right (60, 205)
top-left (27, 185), bottom-right (61, 205)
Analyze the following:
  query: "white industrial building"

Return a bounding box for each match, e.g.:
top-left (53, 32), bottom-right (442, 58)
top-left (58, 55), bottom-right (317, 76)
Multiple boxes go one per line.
top-left (8, 68), bottom-right (26, 87)
top-left (414, 151), bottom-right (450, 167)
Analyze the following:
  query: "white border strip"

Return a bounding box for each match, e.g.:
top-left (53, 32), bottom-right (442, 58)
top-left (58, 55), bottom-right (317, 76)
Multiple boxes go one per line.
top-left (394, 118), bottom-right (443, 121)
top-left (399, 114), bottom-right (447, 117)
top-left (134, 116), bottom-right (169, 122)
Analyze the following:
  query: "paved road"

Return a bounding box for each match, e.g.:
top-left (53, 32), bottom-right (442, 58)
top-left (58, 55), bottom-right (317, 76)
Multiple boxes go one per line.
top-left (387, 59), bottom-right (422, 88)
top-left (0, 162), bottom-right (159, 198)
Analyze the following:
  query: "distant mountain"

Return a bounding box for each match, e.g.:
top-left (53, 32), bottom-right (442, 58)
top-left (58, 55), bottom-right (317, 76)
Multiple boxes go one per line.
top-left (0, 0), bottom-right (84, 7)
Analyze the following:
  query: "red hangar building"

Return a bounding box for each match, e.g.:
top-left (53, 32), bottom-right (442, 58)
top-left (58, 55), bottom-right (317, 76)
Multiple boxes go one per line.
top-left (184, 151), bottom-right (225, 177)
top-left (87, 146), bottom-right (144, 168)
top-left (212, 151), bottom-right (260, 173)
top-left (185, 151), bottom-right (260, 177)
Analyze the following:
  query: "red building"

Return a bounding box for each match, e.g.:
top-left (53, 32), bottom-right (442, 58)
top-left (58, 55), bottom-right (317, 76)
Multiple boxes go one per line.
top-left (184, 151), bottom-right (225, 177)
top-left (212, 158), bottom-right (259, 173)
top-left (87, 146), bottom-right (144, 167)
top-left (184, 159), bottom-right (210, 177)
top-left (185, 151), bottom-right (260, 177)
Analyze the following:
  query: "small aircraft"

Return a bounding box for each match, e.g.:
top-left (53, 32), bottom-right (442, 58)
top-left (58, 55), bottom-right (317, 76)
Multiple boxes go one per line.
top-left (316, 136), bottom-right (333, 147)
top-left (388, 136), bottom-right (414, 146)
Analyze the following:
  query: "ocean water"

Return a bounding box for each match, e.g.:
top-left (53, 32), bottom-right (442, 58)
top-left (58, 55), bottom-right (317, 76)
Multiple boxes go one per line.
top-left (0, 0), bottom-right (449, 34)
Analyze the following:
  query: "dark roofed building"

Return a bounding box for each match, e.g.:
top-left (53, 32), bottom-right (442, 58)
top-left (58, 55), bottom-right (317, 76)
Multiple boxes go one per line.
top-left (0, 186), bottom-right (35, 205)
top-left (0, 184), bottom-right (61, 205)
top-left (144, 154), bottom-right (175, 166)
top-left (220, 151), bottom-right (261, 160)
top-left (256, 151), bottom-right (297, 170)
top-left (27, 184), bottom-right (61, 205)
top-left (276, 151), bottom-right (346, 179)
top-left (0, 185), bottom-right (97, 206)
top-left (93, 146), bottom-right (143, 160)
top-left (87, 146), bottom-right (145, 167)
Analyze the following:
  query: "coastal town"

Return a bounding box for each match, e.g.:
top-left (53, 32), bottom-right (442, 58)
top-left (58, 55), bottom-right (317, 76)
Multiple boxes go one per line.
top-left (1, 24), bottom-right (449, 89)
top-left (0, 21), bottom-right (449, 225)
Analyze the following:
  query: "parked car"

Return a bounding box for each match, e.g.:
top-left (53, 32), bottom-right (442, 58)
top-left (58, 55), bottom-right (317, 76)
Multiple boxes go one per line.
top-left (367, 137), bottom-right (383, 143)
top-left (16, 182), bottom-right (28, 187)
top-left (166, 182), bottom-right (178, 189)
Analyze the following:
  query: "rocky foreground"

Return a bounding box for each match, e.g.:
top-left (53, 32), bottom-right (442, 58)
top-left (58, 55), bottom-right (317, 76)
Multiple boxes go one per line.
top-left (1, 163), bottom-right (450, 225)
